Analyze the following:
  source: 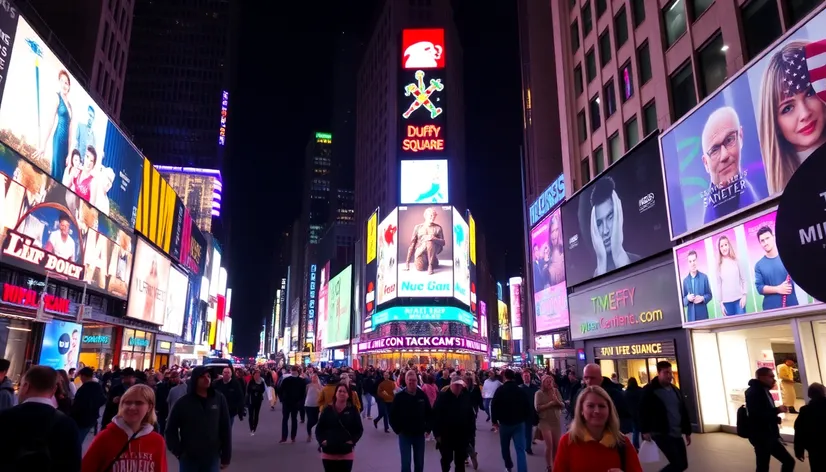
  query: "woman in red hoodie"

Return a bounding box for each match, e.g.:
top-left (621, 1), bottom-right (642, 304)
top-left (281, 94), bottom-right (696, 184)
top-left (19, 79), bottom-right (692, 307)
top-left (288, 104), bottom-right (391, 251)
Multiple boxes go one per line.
top-left (82, 384), bottom-right (168, 472)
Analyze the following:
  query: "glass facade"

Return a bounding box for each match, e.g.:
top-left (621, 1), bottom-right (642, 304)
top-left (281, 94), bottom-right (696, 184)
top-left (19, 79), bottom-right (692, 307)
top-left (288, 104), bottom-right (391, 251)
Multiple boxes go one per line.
top-left (120, 329), bottom-right (155, 371)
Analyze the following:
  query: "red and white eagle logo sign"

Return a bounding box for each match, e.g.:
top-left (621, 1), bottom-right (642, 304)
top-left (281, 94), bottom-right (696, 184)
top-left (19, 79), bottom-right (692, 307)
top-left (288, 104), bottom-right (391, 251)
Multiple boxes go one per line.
top-left (402, 28), bottom-right (445, 69)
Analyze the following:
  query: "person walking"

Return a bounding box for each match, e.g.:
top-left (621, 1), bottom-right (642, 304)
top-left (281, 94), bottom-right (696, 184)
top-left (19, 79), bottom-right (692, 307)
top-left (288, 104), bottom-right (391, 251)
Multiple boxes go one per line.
top-left (794, 382), bottom-right (826, 469)
top-left (102, 367), bottom-right (136, 427)
top-left (82, 384), bottom-right (167, 472)
top-left (154, 369), bottom-right (181, 436)
top-left (432, 378), bottom-right (476, 472)
top-left (639, 361), bottom-right (691, 472)
top-left (0, 358), bottom-right (14, 412)
top-left (390, 370), bottom-right (432, 472)
top-left (246, 370), bottom-right (267, 436)
top-left (745, 366), bottom-right (795, 472)
top-left (316, 383), bottom-right (364, 472)
top-left (212, 367), bottom-right (245, 427)
top-left (552, 385), bottom-right (643, 472)
top-left (305, 373), bottom-right (323, 442)
top-left (279, 366), bottom-right (306, 443)
top-left (578, 364), bottom-right (632, 434)
top-left (165, 366), bottom-right (232, 472)
top-left (518, 370), bottom-right (539, 456)
top-left (491, 369), bottom-right (531, 472)
top-left (361, 367), bottom-right (377, 420)
top-left (624, 377), bottom-right (644, 450)
top-left (482, 370), bottom-right (502, 424)
top-left (373, 371), bottom-right (395, 433)
top-left (69, 367), bottom-right (106, 450)
top-left (535, 374), bottom-right (564, 470)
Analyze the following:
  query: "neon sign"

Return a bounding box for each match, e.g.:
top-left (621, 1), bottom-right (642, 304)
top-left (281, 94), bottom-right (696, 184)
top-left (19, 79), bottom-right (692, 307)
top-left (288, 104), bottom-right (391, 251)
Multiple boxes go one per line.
top-left (529, 174), bottom-right (565, 227)
top-left (218, 90), bottom-right (228, 146)
top-left (402, 70), bottom-right (443, 120)
top-left (401, 124), bottom-right (444, 153)
top-left (1, 283), bottom-right (70, 314)
top-left (315, 132), bottom-right (332, 144)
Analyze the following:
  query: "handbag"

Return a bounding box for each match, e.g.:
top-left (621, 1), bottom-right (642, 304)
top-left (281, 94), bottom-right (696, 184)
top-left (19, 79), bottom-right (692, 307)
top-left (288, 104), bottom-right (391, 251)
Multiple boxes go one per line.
top-left (321, 407), bottom-right (355, 455)
top-left (638, 440), bottom-right (661, 463)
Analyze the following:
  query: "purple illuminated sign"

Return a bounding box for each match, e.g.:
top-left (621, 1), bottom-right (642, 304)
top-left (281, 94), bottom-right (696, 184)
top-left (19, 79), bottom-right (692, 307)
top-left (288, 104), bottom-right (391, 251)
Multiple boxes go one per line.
top-left (356, 335), bottom-right (487, 353)
top-left (219, 91), bottom-right (228, 146)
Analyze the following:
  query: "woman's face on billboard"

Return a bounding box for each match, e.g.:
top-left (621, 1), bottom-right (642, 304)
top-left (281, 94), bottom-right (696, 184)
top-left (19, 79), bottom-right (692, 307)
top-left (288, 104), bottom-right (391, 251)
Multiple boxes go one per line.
top-left (776, 88), bottom-right (826, 151)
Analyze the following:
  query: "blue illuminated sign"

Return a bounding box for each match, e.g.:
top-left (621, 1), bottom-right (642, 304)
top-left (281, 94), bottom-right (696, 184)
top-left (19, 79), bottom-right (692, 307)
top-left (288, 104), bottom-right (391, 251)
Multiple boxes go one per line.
top-left (528, 174), bottom-right (565, 227)
top-left (82, 335), bottom-right (111, 345)
top-left (128, 337), bottom-right (150, 348)
top-left (372, 306), bottom-right (474, 327)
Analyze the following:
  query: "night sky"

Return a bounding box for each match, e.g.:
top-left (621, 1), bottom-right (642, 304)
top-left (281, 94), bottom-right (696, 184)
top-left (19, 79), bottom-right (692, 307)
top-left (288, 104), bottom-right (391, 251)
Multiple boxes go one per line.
top-left (226, 1), bottom-right (524, 356)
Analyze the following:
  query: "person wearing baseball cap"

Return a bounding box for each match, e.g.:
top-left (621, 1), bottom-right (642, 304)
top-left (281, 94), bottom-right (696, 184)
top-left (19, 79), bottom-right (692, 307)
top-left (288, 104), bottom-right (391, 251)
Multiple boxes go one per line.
top-left (432, 377), bottom-right (476, 471)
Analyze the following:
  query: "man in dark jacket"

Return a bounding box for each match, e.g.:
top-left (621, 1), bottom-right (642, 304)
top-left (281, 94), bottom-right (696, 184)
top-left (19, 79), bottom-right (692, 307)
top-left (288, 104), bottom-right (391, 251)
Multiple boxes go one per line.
top-left (69, 367), bottom-right (106, 449)
top-left (639, 361), bottom-right (691, 471)
top-left (361, 368), bottom-right (377, 419)
top-left (794, 382), bottom-right (826, 470)
top-left (390, 370), bottom-right (432, 472)
top-left (0, 358), bottom-right (14, 412)
top-left (212, 367), bottom-right (245, 426)
top-left (491, 369), bottom-right (530, 472)
top-left (166, 365), bottom-right (232, 471)
top-left (745, 367), bottom-right (795, 472)
top-left (432, 379), bottom-right (475, 472)
top-left (278, 365), bottom-right (306, 443)
top-left (578, 364), bottom-right (632, 433)
top-left (518, 370), bottom-right (539, 455)
top-left (101, 367), bottom-right (135, 427)
top-left (154, 369), bottom-right (181, 435)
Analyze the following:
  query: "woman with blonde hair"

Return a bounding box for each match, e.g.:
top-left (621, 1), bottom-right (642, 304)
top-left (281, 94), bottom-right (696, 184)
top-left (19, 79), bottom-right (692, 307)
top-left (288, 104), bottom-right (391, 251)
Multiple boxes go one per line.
top-left (716, 235), bottom-right (747, 315)
top-left (758, 40), bottom-right (826, 195)
top-left (552, 386), bottom-right (642, 472)
top-left (82, 384), bottom-right (167, 472)
top-left (535, 374), bottom-right (565, 470)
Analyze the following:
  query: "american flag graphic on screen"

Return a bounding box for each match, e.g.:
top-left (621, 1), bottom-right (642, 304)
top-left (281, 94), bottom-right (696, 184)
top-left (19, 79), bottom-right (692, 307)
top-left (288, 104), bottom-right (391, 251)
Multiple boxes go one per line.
top-left (787, 40), bottom-right (826, 101)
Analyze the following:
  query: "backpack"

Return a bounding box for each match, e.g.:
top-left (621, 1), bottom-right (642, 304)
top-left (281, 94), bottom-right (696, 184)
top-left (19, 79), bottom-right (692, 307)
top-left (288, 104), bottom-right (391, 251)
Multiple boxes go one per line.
top-left (736, 404), bottom-right (751, 438)
top-left (14, 410), bottom-right (60, 469)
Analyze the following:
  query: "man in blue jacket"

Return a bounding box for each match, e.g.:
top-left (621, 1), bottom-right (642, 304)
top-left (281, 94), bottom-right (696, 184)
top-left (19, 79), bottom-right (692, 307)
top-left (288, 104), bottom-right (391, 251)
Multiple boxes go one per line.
top-left (681, 250), bottom-right (712, 321)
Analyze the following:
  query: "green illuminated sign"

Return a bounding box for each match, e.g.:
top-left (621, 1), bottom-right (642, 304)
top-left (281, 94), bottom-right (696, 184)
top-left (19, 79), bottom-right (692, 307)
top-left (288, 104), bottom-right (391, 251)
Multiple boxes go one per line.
top-left (315, 132), bottom-right (332, 140)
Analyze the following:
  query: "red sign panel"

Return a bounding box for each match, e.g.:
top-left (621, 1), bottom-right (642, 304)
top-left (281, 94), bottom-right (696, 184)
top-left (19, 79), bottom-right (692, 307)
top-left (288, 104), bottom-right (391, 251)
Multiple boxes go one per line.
top-left (1, 283), bottom-right (70, 314)
top-left (401, 28), bottom-right (445, 70)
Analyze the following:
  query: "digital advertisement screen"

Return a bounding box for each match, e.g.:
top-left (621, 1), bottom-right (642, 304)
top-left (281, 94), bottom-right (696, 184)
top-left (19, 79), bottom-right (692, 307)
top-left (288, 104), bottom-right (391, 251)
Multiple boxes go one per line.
top-left (498, 300), bottom-right (511, 341)
top-left (398, 68), bottom-right (447, 156)
top-left (372, 305), bottom-right (474, 327)
top-left (659, 8), bottom-right (826, 238)
top-left (674, 210), bottom-right (817, 324)
top-left (400, 159), bottom-right (449, 204)
top-left (376, 208), bottom-right (398, 306)
top-left (529, 174), bottom-right (565, 227)
top-left (364, 209), bottom-right (378, 330)
top-left (531, 210), bottom-right (570, 332)
top-left (562, 137), bottom-right (671, 286)
top-left (39, 320), bottom-right (81, 371)
top-left (325, 265), bottom-right (352, 347)
top-left (401, 28), bottom-right (445, 70)
top-left (136, 163), bottom-right (180, 255)
top-left (161, 266), bottom-right (189, 336)
top-left (397, 205), bottom-right (453, 298)
top-left (182, 275), bottom-right (201, 344)
top-left (317, 261), bottom-right (330, 351)
top-left (126, 238), bottom-right (171, 325)
top-left (479, 300), bottom-right (488, 338)
top-left (0, 18), bottom-right (144, 230)
top-left (509, 277), bottom-right (523, 328)
top-left (453, 208), bottom-right (470, 306)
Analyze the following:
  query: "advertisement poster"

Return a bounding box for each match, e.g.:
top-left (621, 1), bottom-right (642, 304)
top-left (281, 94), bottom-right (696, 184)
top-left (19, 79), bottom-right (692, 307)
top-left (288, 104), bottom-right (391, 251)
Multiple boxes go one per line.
top-left (127, 238), bottom-right (171, 325)
top-left (498, 300), bottom-right (511, 341)
top-left (182, 275), bottom-right (201, 344)
top-left (531, 209), bottom-right (569, 332)
top-left (398, 68), bottom-right (447, 155)
top-left (39, 320), bottom-right (81, 371)
top-left (325, 265), bottom-right (352, 348)
top-left (660, 9), bottom-right (826, 238)
top-left (136, 163), bottom-right (179, 254)
top-left (400, 159), bottom-right (449, 204)
top-left (376, 209), bottom-right (398, 305)
top-left (453, 207), bottom-right (470, 306)
top-left (397, 205), bottom-right (453, 298)
top-left (401, 28), bottom-right (445, 70)
top-left (317, 261), bottom-right (330, 351)
top-left (509, 277), bottom-right (522, 328)
top-left (562, 137), bottom-right (671, 286)
top-left (479, 300), bottom-right (488, 338)
top-left (161, 267), bottom-right (189, 336)
top-left (675, 210), bottom-right (815, 324)
top-left (0, 19), bottom-right (144, 229)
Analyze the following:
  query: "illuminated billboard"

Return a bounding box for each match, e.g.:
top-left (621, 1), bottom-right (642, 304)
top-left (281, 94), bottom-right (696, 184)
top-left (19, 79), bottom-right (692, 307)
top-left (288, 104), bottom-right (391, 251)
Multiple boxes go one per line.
top-left (401, 28), bottom-right (445, 70)
top-left (155, 166), bottom-right (222, 231)
top-left (453, 208), bottom-right (470, 306)
top-left (498, 300), bottom-right (511, 341)
top-left (529, 174), bottom-right (565, 227)
top-left (364, 209), bottom-right (378, 329)
top-left (0, 18), bottom-right (144, 230)
top-left (325, 265), bottom-right (352, 348)
top-left (127, 238), bottom-right (171, 325)
top-left (400, 159), bottom-right (449, 204)
top-left (161, 266), bottom-right (189, 336)
top-left (531, 209), bottom-right (570, 332)
top-left (398, 68), bottom-right (447, 157)
top-left (509, 277), bottom-right (523, 328)
top-left (376, 209), bottom-right (398, 306)
top-left (218, 91), bottom-right (228, 146)
top-left (397, 205), bottom-right (453, 298)
top-left (135, 163), bottom-right (178, 254)
top-left (372, 305), bottom-right (473, 327)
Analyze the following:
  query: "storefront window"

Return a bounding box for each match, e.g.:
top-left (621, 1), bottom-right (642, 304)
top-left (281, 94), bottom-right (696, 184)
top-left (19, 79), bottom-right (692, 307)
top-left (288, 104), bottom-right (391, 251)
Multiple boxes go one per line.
top-left (597, 357), bottom-right (680, 388)
top-left (0, 317), bottom-right (33, 385)
top-left (120, 329), bottom-right (154, 371)
top-left (79, 326), bottom-right (115, 371)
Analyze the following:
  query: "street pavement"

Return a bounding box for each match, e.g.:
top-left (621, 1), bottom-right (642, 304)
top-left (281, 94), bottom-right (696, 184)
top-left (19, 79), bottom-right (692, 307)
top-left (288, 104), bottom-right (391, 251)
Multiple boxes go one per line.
top-left (87, 403), bottom-right (812, 471)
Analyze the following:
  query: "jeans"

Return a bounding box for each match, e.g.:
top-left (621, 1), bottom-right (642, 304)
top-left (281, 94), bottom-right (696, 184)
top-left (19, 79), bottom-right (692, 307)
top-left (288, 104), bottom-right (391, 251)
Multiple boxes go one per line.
top-left (248, 401), bottom-right (262, 432)
top-left (300, 405), bottom-right (306, 422)
top-left (631, 426), bottom-right (641, 450)
top-left (77, 426), bottom-right (92, 450)
top-left (498, 422), bottom-right (528, 472)
top-left (482, 398), bottom-right (492, 420)
top-left (438, 442), bottom-right (468, 472)
top-left (398, 433), bottom-right (426, 472)
top-left (362, 393), bottom-right (374, 417)
top-left (653, 435), bottom-right (689, 472)
top-left (306, 406), bottom-right (320, 436)
top-left (375, 401), bottom-right (390, 431)
top-left (322, 459), bottom-right (353, 472)
top-left (281, 405), bottom-right (299, 440)
top-left (723, 300), bottom-right (746, 315)
top-left (179, 457), bottom-right (220, 472)
top-left (750, 438), bottom-right (795, 472)
top-left (523, 422), bottom-right (533, 451)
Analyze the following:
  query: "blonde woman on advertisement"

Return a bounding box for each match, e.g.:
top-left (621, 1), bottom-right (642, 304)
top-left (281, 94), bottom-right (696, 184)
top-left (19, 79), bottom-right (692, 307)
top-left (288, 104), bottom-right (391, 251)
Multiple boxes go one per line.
top-left (716, 235), bottom-right (748, 315)
top-left (548, 212), bottom-right (566, 286)
top-left (535, 375), bottom-right (565, 470)
top-left (758, 39), bottom-right (826, 195)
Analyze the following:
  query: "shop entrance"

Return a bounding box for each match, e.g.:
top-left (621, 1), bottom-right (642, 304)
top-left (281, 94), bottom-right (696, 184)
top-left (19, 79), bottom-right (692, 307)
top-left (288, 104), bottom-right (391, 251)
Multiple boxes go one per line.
top-left (592, 340), bottom-right (681, 388)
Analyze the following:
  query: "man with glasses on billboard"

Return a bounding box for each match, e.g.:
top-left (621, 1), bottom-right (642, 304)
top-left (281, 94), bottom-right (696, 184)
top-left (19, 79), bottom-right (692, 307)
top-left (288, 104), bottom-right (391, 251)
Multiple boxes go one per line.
top-left (700, 107), bottom-right (761, 224)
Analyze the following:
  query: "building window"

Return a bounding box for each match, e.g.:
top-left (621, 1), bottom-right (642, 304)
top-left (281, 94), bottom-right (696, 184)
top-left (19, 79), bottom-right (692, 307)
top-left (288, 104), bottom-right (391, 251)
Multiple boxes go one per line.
top-left (670, 63), bottom-right (697, 121)
top-left (571, 20), bottom-right (580, 53)
top-left (604, 80), bottom-right (617, 117)
top-left (574, 64), bottom-right (584, 97)
top-left (693, 0), bottom-right (714, 19)
top-left (638, 42), bottom-right (652, 84)
top-left (788, 0), bottom-right (821, 25)
top-left (644, 101), bottom-right (658, 135)
top-left (595, 146), bottom-right (605, 174)
top-left (615, 7), bottom-right (629, 48)
top-left (578, 110), bottom-right (588, 143)
top-left (596, 0), bottom-right (607, 18)
top-left (698, 34), bottom-right (728, 99)
top-left (590, 95), bottom-right (602, 131)
top-left (101, 22), bottom-right (110, 52)
top-left (625, 116), bottom-right (640, 150)
top-left (663, 0), bottom-right (687, 47)
top-left (586, 49), bottom-right (597, 83)
top-left (632, 0), bottom-right (646, 26)
top-left (609, 133), bottom-right (622, 163)
top-left (742, 0), bottom-right (782, 61)
top-left (620, 62), bottom-right (634, 102)
top-left (582, 2), bottom-right (593, 36)
top-left (581, 158), bottom-right (591, 186)
top-left (599, 30), bottom-right (612, 67)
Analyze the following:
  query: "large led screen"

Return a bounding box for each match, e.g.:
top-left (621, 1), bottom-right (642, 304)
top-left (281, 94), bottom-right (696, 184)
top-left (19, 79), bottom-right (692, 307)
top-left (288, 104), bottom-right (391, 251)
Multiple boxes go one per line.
top-left (39, 320), bottom-right (81, 371)
top-left (498, 300), bottom-right (511, 341)
top-left (562, 137), bottom-right (671, 286)
top-left (397, 205), bottom-right (453, 298)
top-left (398, 68), bottom-right (447, 157)
top-left (325, 265), bottom-right (352, 348)
top-left (376, 209), bottom-right (398, 306)
top-left (400, 159), bottom-right (449, 204)
top-left (401, 28), bottom-right (445, 70)
top-left (316, 261), bottom-right (330, 351)
top-left (531, 210), bottom-right (569, 332)
top-left (660, 8), bottom-right (826, 238)
top-left (136, 163), bottom-right (179, 255)
top-left (674, 209), bottom-right (817, 325)
top-left (161, 266), bottom-right (189, 336)
top-left (127, 238), bottom-right (171, 325)
top-left (0, 19), bottom-right (144, 230)
top-left (453, 207), bottom-right (470, 306)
